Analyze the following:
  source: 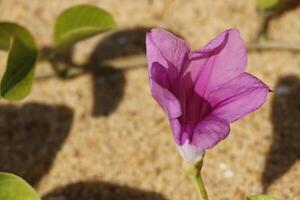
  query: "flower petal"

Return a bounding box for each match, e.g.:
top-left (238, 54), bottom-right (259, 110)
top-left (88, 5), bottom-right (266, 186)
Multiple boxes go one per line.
top-left (150, 62), bottom-right (182, 119)
top-left (176, 114), bottom-right (229, 163)
top-left (191, 115), bottom-right (230, 150)
top-left (169, 118), bottom-right (182, 144)
top-left (209, 72), bottom-right (269, 122)
top-left (191, 29), bottom-right (247, 98)
top-left (146, 28), bottom-right (190, 82)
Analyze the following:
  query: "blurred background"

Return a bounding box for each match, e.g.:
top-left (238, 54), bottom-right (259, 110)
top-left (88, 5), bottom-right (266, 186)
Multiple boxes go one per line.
top-left (0, 0), bottom-right (300, 199)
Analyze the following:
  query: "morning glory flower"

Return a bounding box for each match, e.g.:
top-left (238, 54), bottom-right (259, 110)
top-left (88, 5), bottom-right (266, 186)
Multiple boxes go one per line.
top-left (146, 28), bottom-right (270, 163)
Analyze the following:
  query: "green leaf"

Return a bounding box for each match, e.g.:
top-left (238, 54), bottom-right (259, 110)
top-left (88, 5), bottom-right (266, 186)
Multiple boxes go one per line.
top-left (256, 0), bottom-right (298, 10)
top-left (0, 172), bottom-right (40, 200)
top-left (0, 22), bottom-right (36, 50)
top-left (256, 0), bottom-right (280, 9)
top-left (53, 4), bottom-right (117, 50)
top-left (0, 22), bottom-right (38, 100)
top-left (247, 195), bottom-right (279, 200)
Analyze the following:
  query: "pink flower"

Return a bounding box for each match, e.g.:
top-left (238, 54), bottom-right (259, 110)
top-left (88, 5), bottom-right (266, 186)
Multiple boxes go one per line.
top-left (146, 28), bottom-right (270, 163)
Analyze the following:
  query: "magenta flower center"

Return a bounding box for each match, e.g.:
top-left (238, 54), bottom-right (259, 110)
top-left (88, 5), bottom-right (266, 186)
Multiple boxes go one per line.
top-left (180, 93), bottom-right (212, 124)
top-left (172, 61), bottom-right (213, 125)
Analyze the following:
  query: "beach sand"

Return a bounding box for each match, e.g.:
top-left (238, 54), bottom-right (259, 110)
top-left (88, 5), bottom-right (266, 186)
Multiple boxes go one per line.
top-left (0, 0), bottom-right (299, 199)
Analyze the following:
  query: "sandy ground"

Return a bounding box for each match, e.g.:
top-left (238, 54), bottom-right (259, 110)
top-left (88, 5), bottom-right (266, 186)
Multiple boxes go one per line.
top-left (0, 0), bottom-right (300, 200)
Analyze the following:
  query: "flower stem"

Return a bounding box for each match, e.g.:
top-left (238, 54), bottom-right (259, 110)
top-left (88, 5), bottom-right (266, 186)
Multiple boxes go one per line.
top-left (185, 157), bottom-right (209, 200)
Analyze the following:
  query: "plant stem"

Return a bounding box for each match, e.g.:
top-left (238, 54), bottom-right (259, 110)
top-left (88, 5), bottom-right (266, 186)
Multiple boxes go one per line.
top-left (186, 157), bottom-right (209, 200)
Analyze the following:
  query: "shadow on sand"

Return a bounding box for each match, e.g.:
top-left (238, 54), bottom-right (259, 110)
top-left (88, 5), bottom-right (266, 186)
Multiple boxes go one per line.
top-left (0, 103), bottom-right (73, 186)
top-left (41, 27), bottom-right (150, 117)
top-left (88, 27), bottom-right (149, 116)
top-left (262, 75), bottom-right (300, 192)
top-left (43, 181), bottom-right (167, 200)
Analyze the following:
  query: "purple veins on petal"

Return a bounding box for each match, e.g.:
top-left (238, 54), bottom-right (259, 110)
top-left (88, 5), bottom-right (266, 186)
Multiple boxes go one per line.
top-left (192, 29), bottom-right (247, 98)
top-left (209, 72), bottom-right (270, 123)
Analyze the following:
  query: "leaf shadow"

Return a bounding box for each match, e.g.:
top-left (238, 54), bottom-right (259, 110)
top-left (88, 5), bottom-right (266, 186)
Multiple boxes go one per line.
top-left (87, 27), bottom-right (150, 116)
top-left (42, 180), bottom-right (167, 200)
top-left (262, 75), bottom-right (300, 192)
top-left (41, 27), bottom-right (151, 117)
top-left (0, 103), bottom-right (73, 186)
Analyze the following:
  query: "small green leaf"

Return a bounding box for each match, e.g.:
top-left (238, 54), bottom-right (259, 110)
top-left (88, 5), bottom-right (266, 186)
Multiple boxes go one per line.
top-left (256, 0), bottom-right (280, 9)
top-left (53, 4), bottom-right (117, 50)
top-left (0, 22), bottom-right (35, 50)
top-left (0, 22), bottom-right (38, 100)
top-left (0, 172), bottom-right (40, 200)
top-left (256, 0), bottom-right (298, 10)
top-left (247, 194), bottom-right (278, 200)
